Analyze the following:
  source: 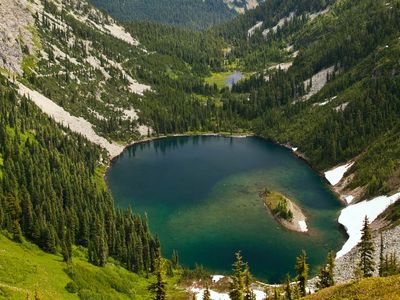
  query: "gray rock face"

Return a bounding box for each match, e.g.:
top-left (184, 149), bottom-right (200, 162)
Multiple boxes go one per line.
top-left (0, 0), bottom-right (34, 75)
top-left (334, 225), bottom-right (400, 284)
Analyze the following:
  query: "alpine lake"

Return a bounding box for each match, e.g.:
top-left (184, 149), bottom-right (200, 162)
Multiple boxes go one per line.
top-left (106, 136), bottom-right (345, 282)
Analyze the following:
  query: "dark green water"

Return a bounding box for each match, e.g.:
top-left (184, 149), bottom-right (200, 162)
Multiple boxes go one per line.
top-left (107, 136), bottom-right (345, 282)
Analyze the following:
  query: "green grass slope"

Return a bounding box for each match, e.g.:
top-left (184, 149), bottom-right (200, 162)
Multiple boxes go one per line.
top-left (303, 275), bottom-right (400, 300)
top-left (0, 234), bottom-right (187, 300)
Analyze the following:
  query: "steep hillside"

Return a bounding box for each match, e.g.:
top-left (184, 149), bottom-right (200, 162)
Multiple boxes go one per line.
top-left (1, 0), bottom-right (400, 297)
top-left (217, 0), bottom-right (400, 204)
top-left (303, 275), bottom-right (400, 300)
top-left (0, 233), bottom-right (186, 299)
top-left (89, 0), bottom-right (263, 30)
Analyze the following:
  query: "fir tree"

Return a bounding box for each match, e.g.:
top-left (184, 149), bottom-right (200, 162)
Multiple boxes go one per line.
top-left (317, 251), bottom-right (335, 289)
top-left (358, 216), bottom-right (375, 278)
top-left (379, 233), bottom-right (384, 277)
top-left (148, 249), bottom-right (167, 300)
top-left (295, 250), bottom-right (308, 296)
top-left (243, 263), bottom-right (256, 300)
top-left (171, 249), bottom-right (179, 269)
top-left (284, 274), bottom-right (292, 300)
top-left (229, 251), bottom-right (244, 300)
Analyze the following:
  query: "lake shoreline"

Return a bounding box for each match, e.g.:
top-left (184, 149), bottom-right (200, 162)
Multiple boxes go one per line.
top-left (261, 191), bottom-right (308, 233)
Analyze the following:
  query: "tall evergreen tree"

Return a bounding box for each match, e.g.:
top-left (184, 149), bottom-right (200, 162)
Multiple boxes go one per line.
top-left (284, 274), bottom-right (292, 300)
top-left (229, 251), bottom-right (244, 300)
top-left (243, 263), bottom-right (256, 300)
top-left (295, 250), bottom-right (308, 297)
top-left (148, 249), bottom-right (167, 300)
top-left (171, 249), bottom-right (179, 269)
top-left (379, 233), bottom-right (384, 277)
top-left (358, 216), bottom-right (375, 278)
top-left (317, 251), bottom-right (335, 289)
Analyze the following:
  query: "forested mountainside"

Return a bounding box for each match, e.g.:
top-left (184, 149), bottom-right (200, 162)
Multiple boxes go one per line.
top-left (89, 0), bottom-right (262, 30)
top-left (1, 0), bottom-right (400, 298)
top-left (0, 75), bottom-right (159, 276)
top-left (124, 0), bottom-right (400, 209)
top-left (215, 0), bottom-right (400, 204)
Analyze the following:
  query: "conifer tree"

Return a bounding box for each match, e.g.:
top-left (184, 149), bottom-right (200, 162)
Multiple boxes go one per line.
top-left (317, 251), bottom-right (335, 289)
top-left (284, 274), bottom-right (292, 300)
top-left (171, 249), bottom-right (179, 269)
top-left (295, 250), bottom-right (308, 296)
top-left (358, 216), bottom-right (375, 278)
top-left (379, 233), bottom-right (384, 277)
top-left (229, 251), bottom-right (244, 300)
top-left (149, 249), bottom-right (167, 300)
top-left (243, 263), bottom-right (256, 300)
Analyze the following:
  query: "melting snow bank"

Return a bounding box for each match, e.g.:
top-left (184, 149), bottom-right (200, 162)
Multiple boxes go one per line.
top-left (324, 162), bottom-right (354, 186)
top-left (17, 83), bottom-right (124, 158)
top-left (336, 192), bottom-right (400, 258)
top-left (212, 275), bottom-right (225, 283)
top-left (190, 287), bottom-right (266, 300)
top-left (298, 220), bottom-right (308, 232)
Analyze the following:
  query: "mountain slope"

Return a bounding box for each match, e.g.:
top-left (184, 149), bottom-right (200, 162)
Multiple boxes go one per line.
top-left (303, 275), bottom-right (400, 300)
top-left (89, 0), bottom-right (263, 30)
top-left (0, 233), bottom-right (186, 299)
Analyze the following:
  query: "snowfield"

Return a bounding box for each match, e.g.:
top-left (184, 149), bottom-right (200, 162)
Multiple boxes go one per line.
top-left (324, 162), bottom-right (354, 186)
top-left (336, 192), bottom-right (400, 258)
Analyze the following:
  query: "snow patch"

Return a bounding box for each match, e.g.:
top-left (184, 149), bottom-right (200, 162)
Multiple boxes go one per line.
top-left (324, 162), bottom-right (354, 186)
top-left (190, 287), bottom-right (266, 300)
top-left (336, 192), bottom-right (400, 258)
top-left (212, 275), bottom-right (225, 283)
top-left (345, 195), bottom-right (354, 204)
top-left (298, 220), bottom-right (308, 232)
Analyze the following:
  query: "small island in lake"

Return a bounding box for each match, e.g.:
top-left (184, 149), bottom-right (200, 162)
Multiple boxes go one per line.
top-left (262, 189), bottom-right (308, 233)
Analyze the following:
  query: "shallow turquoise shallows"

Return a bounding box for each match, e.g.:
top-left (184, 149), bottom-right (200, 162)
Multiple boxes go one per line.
top-left (107, 136), bottom-right (345, 282)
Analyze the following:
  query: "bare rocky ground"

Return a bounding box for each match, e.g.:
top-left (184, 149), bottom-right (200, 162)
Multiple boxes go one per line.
top-left (0, 0), bottom-right (34, 74)
top-left (334, 224), bottom-right (400, 284)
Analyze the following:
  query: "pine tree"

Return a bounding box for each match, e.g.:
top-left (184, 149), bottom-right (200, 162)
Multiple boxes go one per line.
top-left (284, 274), bottom-right (292, 300)
top-left (171, 249), bottom-right (179, 269)
top-left (229, 251), bottom-right (244, 300)
top-left (203, 284), bottom-right (211, 300)
top-left (379, 233), bottom-right (384, 277)
top-left (358, 216), bottom-right (375, 278)
top-left (243, 263), bottom-right (256, 300)
top-left (317, 251), bottom-right (335, 289)
top-left (148, 249), bottom-right (167, 300)
top-left (295, 250), bottom-right (308, 296)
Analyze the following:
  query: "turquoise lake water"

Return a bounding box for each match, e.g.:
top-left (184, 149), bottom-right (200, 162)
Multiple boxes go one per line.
top-left (106, 136), bottom-right (345, 282)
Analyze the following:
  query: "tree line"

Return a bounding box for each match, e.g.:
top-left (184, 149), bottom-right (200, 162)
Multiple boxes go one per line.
top-left (0, 75), bottom-right (158, 274)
